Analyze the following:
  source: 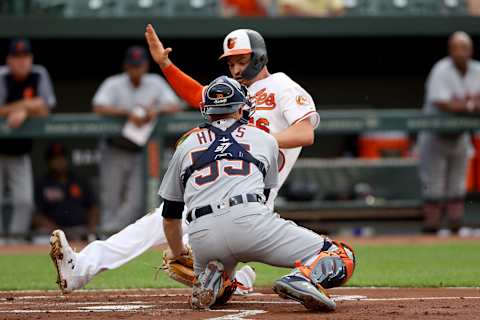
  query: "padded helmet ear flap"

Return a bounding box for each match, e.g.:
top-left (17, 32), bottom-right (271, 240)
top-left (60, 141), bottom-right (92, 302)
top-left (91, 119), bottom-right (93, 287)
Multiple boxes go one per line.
top-left (241, 30), bottom-right (268, 80)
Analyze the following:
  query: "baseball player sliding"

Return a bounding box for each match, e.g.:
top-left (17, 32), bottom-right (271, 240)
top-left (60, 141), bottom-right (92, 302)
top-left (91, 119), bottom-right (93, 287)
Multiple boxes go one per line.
top-left (49, 25), bottom-right (324, 294)
top-left (161, 76), bottom-right (355, 310)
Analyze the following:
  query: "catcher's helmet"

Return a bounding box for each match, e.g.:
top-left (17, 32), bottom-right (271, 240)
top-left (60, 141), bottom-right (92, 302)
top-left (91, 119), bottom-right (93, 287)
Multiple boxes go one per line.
top-left (201, 76), bottom-right (254, 121)
top-left (219, 29), bottom-right (268, 80)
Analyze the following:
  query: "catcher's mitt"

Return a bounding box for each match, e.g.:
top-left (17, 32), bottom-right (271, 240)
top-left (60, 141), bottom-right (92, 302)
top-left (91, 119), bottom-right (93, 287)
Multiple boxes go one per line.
top-left (161, 246), bottom-right (195, 287)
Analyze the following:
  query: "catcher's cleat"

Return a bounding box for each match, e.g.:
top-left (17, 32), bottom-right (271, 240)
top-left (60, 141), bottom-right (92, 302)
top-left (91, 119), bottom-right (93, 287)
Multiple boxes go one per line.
top-left (233, 265), bottom-right (256, 295)
top-left (273, 275), bottom-right (336, 312)
top-left (49, 230), bottom-right (80, 294)
top-left (191, 260), bottom-right (225, 310)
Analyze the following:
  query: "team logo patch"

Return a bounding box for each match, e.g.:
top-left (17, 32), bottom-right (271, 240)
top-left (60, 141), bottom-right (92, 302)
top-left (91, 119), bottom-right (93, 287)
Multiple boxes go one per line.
top-left (227, 37), bottom-right (237, 49)
top-left (296, 95), bottom-right (308, 106)
top-left (69, 183), bottom-right (82, 198)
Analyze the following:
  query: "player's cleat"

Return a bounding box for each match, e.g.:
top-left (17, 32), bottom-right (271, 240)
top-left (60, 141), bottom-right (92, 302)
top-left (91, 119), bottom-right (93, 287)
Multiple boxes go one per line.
top-left (273, 275), bottom-right (336, 312)
top-left (233, 265), bottom-right (256, 295)
top-left (191, 260), bottom-right (225, 310)
top-left (49, 230), bottom-right (80, 294)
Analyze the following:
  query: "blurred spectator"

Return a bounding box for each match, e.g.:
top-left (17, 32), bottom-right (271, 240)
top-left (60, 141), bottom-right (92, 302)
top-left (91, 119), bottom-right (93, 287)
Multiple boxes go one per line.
top-left (33, 143), bottom-right (99, 240)
top-left (0, 38), bottom-right (55, 241)
top-left (279, 0), bottom-right (344, 16)
top-left (468, 0), bottom-right (480, 15)
top-left (418, 31), bottom-right (480, 234)
top-left (221, 0), bottom-right (272, 16)
top-left (93, 46), bottom-right (181, 234)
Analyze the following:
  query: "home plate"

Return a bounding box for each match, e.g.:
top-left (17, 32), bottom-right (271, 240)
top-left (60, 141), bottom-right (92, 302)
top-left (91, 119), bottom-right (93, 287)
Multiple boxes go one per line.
top-left (79, 305), bottom-right (154, 311)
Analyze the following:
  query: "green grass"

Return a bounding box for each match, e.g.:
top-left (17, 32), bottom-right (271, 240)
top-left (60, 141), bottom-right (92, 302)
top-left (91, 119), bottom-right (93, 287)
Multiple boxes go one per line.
top-left (1, 241), bottom-right (479, 290)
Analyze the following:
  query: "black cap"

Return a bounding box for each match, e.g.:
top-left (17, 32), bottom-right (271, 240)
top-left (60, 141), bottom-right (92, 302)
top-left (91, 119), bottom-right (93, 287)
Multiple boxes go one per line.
top-left (45, 143), bottom-right (68, 161)
top-left (8, 38), bottom-right (32, 56)
top-left (124, 46), bottom-right (148, 65)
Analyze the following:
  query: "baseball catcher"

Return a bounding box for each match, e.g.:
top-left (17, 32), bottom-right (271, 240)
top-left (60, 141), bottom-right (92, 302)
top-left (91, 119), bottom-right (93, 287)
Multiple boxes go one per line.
top-left (160, 76), bottom-right (355, 311)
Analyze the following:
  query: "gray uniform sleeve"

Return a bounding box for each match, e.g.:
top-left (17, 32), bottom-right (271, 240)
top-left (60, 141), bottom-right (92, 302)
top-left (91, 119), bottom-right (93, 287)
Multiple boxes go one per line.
top-left (92, 78), bottom-right (116, 107)
top-left (36, 66), bottom-right (56, 108)
top-left (153, 75), bottom-right (181, 110)
top-left (158, 146), bottom-right (185, 202)
top-left (427, 65), bottom-right (452, 103)
top-left (264, 136), bottom-right (279, 190)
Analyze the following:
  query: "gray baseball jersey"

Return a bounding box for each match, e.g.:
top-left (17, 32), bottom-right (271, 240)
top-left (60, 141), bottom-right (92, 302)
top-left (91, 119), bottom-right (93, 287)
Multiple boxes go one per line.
top-left (93, 73), bottom-right (180, 111)
top-left (158, 118), bottom-right (278, 210)
top-left (419, 57), bottom-right (480, 200)
top-left (159, 118), bottom-right (327, 277)
top-left (93, 72), bottom-right (181, 232)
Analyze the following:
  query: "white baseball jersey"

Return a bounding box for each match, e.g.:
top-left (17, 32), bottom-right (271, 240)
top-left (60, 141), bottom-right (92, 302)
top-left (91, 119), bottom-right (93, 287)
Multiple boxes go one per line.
top-left (248, 72), bottom-right (320, 195)
top-left (424, 57), bottom-right (480, 115)
top-left (158, 118), bottom-right (279, 210)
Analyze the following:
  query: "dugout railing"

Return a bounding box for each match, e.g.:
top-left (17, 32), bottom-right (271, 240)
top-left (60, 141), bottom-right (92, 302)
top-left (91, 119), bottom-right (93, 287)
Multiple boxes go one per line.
top-left (1, 109), bottom-right (479, 234)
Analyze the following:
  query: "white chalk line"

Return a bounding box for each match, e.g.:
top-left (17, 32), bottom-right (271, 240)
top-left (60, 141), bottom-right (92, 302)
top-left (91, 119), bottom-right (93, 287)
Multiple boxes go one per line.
top-left (0, 294), bottom-right (479, 316)
top-left (2, 294), bottom-right (479, 305)
top-left (0, 307), bottom-right (264, 314)
top-left (0, 287), bottom-right (478, 294)
top-left (205, 310), bottom-right (267, 320)
top-left (0, 300), bottom-right (298, 306)
top-left (360, 296), bottom-right (480, 302)
top-left (0, 294), bottom-right (366, 304)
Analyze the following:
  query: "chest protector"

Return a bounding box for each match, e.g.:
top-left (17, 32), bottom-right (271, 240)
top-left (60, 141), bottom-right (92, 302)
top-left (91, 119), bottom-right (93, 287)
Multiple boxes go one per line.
top-left (182, 120), bottom-right (266, 188)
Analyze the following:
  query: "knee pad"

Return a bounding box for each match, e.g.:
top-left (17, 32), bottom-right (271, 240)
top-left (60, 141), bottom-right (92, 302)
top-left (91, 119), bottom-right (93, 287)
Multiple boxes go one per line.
top-left (295, 240), bottom-right (356, 289)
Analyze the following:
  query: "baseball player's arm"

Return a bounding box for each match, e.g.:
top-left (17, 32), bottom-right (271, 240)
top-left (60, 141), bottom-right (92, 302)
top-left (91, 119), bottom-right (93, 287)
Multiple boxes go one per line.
top-left (0, 100), bottom-right (28, 116)
top-left (434, 100), bottom-right (470, 113)
top-left (162, 200), bottom-right (186, 257)
top-left (145, 24), bottom-right (204, 108)
top-left (147, 103), bottom-right (182, 119)
top-left (93, 105), bottom-right (130, 117)
top-left (163, 218), bottom-right (184, 257)
top-left (428, 66), bottom-right (472, 113)
top-left (94, 105), bottom-right (147, 126)
top-left (272, 118), bottom-right (314, 148)
top-left (0, 98), bottom-right (49, 116)
top-left (0, 98), bottom-right (49, 128)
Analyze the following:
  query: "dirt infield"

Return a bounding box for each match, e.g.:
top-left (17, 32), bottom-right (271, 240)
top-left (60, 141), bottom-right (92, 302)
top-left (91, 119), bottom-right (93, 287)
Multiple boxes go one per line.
top-left (0, 288), bottom-right (479, 320)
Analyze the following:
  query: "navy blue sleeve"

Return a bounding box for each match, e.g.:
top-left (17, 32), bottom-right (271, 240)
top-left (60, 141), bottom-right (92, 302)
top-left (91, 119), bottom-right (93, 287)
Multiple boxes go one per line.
top-left (162, 199), bottom-right (185, 219)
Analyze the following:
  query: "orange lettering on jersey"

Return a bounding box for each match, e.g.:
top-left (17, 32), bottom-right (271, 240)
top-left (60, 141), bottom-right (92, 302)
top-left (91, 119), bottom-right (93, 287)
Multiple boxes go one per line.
top-left (256, 117), bottom-right (270, 133)
top-left (253, 88), bottom-right (276, 110)
top-left (248, 117), bottom-right (270, 133)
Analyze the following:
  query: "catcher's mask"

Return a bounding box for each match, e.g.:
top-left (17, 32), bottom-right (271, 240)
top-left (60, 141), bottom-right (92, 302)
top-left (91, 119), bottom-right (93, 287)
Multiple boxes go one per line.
top-left (201, 76), bottom-right (255, 123)
top-left (219, 29), bottom-right (268, 81)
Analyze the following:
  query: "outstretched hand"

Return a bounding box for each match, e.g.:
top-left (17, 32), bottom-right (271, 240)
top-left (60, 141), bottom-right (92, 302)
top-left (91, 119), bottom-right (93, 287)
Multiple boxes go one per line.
top-left (145, 24), bottom-right (172, 69)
